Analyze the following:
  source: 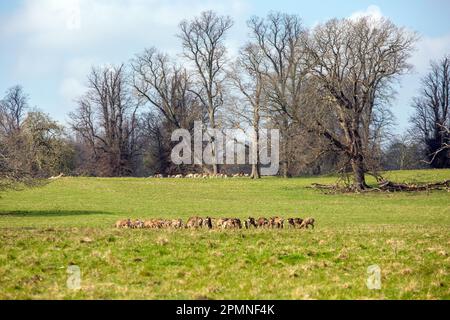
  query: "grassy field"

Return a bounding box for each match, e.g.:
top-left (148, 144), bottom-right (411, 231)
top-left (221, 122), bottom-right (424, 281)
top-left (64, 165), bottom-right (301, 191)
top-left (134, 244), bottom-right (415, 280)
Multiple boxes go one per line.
top-left (0, 169), bottom-right (449, 299)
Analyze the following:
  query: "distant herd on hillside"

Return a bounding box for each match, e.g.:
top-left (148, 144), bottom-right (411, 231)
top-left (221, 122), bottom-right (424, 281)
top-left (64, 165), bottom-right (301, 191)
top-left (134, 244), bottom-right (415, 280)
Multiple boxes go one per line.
top-left (149, 173), bottom-right (250, 179)
top-left (115, 216), bottom-right (315, 230)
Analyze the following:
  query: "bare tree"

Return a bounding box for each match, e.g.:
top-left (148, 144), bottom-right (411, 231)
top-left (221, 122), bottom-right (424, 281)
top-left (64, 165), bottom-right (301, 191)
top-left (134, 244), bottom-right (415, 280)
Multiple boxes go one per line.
top-left (131, 47), bottom-right (201, 130)
top-left (228, 44), bottom-right (267, 178)
top-left (69, 64), bottom-right (142, 176)
top-left (247, 12), bottom-right (308, 177)
top-left (305, 17), bottom-right (417, 190)
top-left (365, 104), bottom-right (396, 174)
top-left (410, 56), bottom-right (450, 168)
top-left (382, 133), bottom-right (427, 170)
top-left (178, 11), bottom-right (233, 174)
top-left (19, 111), bottom-right (74, 178)
top-left (131, 47), bottom-right (204, 174)
top-left (139, 112), bottom-right (171, 175)
top-left (0, 86), bottom-right (30, 187)
top-left (1, 87), bottom-right (73, 186)
top-left (0, 85), bottom-right (28, 135)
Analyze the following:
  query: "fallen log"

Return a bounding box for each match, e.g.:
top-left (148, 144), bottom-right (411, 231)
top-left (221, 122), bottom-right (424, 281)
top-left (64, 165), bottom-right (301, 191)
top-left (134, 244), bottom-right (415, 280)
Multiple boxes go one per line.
top-left (310, 183), bottom-right (339, 190)
top-left (310, 180), bottom-right (450, 193)
top-left (378, 180), bottom-right (450, 192)
top-left (310, 183), bottom-right (353, 194)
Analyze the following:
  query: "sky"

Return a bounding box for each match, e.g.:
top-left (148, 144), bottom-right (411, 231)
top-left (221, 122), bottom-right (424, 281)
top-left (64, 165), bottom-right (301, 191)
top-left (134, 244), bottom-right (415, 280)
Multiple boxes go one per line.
top-left (1, 0), bottom-right (450, 133)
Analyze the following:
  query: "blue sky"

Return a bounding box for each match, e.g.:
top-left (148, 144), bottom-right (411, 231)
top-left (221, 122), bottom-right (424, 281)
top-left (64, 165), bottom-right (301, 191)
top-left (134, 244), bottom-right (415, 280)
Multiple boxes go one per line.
top-left (1, 0), bottom-right (450, 133)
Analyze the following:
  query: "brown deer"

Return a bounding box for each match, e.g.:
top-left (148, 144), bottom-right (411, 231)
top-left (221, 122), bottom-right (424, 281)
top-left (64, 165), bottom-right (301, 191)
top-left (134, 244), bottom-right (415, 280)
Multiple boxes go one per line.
top-left (132, 219), bottom-right (144, 229)
top-left (115, 219), bottom-right (132, 229)
top-left (256, 217), bottom-right (269, 228)
top-left (245, 217), bottom-right (257, 229)
top-left (203, 217), bottom-right (213, 229)
top-left (222, 218), bottom-right (242, 229)
top-left (170, 219), bottom-right (183, 229)
top-left (186, 217), bottom-right (203, 229)
top-left (287, 218), bottom-right (304, 229)
top-left (299, 218), bottom-right (315, 229)
top-left (216, 218), bottom-right (229, 229)
top-left (269, 217), bottom-right (284, 229)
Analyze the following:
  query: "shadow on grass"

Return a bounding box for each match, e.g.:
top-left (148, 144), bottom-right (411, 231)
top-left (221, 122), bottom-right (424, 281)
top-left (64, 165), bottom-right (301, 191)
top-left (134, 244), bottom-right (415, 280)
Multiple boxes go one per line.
top-left (0, 210), bottom-right (114, 217)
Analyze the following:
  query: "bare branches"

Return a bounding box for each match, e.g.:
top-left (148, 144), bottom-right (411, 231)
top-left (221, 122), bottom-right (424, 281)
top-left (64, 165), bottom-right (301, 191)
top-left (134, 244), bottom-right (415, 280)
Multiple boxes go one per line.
top-left (304, 17), bottom-right (417, 189)
top-left (424, 123), bottom-right (450, 165)
top-left (410, 56), bottom-right (450, 168)
top-left (0, 86), bottom-right (32, 187)
top-left (228, 43), bottom-right (269, 179)
top-left (311, 179), bottom-right (450, 194)
top-left (0, 84), bottom-right (74, 185)
top-left (245, 12), bottom-right (309, 177)
top-left (247, 12), bottom-right (307, 122)
top-left (131, 47), bottom-right (201, 130)
top-left (178, 11), bottom-right (233, 174)
top-left (0, 85), bottom-right (28, 134)
top-left (1, 10), bottom-right (434, 183)
top-left (69, 64), bottom-right (142, 176)
top-left (178, 11), bottom-right (233, 118)
top-left (307, 17), bottom-right (417, 116)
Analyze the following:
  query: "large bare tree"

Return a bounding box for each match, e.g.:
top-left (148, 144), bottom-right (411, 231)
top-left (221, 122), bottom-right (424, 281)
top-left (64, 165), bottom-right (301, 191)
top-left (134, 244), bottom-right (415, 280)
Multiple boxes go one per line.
top-left (1, 87), bottom-right (73, 185)
top-left (69, 64), bottom-right (142, 176)
top-left (131, 47), bottom-right (201, 130)
top-left (0, 86), bottom-right (29, 185)
top-left (305, 17), bottom-right (417, 190)
top-left (410, 56), bottom-right (450, 168)
top-left (131, 47), bottom-right (204, 174)
top-left (178, 11), bottom-right (233, 174)
top-left (228, 43), bottom-right (267, 179)
top-left (247, 12), bottom-right (308, 177)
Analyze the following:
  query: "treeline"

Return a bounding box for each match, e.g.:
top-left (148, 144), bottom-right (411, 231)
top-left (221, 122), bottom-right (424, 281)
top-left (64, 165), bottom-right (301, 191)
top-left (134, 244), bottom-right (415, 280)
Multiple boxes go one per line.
top-left (1, 11), bottom-right (449, 190)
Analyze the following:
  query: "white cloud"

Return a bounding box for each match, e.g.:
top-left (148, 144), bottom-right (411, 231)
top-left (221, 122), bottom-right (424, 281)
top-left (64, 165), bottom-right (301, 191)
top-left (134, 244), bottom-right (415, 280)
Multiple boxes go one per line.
top-left (1, 0), bottom-right (250, 73)
top-left (60, 77), bottom-right (85, 105)
top-left (347, 4), bottom-right (450, 75)
top-left (0, 0), bottom-right (250, 120)
top-left (1, 0), bottom-right (249, 49)
top-left (66, 0), bottom-right (82, 31)
top-left (349, 4), bottom-right (383, 21)
top-left (411, 34), bottom-right (450, 73)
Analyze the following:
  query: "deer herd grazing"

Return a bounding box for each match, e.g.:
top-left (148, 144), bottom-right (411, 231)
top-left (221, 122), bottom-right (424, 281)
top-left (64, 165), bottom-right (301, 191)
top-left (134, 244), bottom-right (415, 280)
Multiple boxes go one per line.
top-left (150, 173), bottom-right (250, 179)
top-left (115, 216), bottom-right (315, 230)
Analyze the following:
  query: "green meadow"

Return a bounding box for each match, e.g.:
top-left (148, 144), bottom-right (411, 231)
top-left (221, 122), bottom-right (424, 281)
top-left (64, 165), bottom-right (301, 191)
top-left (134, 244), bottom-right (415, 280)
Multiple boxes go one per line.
top-left (0, 169), bottom-right (449, 299)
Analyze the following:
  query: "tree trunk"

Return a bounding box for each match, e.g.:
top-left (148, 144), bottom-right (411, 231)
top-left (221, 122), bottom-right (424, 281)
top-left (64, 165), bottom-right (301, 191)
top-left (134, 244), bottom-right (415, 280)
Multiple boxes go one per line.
top-left (345, 119), bottom-right (368, 191)
top-left (282, 161), bottom-right (289, 178)
top-left (280, 122), bottom-right (291, 178)
top-left (351, 154), bottom-right (368, 191)
top-left (209, 111), bottom-right (219, 175)
top-left (210, 137), bottom-right (219, 174)
top-left (282, 139), bottom-right (292, 178)
top-left (251, 111), bottom-right (261, 179)
top-left (251, 164), bottom-right (260, 179)
top-left (212, 163), bottom-right (219, 175)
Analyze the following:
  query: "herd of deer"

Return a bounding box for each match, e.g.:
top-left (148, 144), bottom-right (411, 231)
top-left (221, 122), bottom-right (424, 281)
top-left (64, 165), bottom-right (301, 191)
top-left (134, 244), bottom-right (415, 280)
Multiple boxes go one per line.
top-left (115, 216), bottom-right (315, 230)
top-left (150, 173), bottom-right (250, 179)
